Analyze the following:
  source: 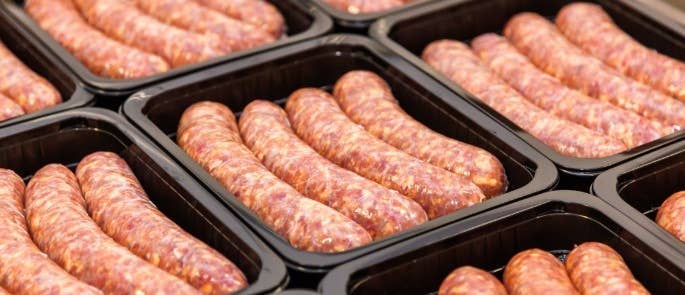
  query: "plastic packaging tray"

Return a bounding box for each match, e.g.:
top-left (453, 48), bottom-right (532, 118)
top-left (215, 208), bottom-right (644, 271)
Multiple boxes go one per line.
top-left (0, 0), bottom-right (333, 98)
top-left (369, 0), bottom-right (685, 182)
top-left (0, 8), bottom-right (93, 128)
top-left (0, 108), bottom-right (288, 294)
top-left (307, 0), bottom-right (431, 30)
top-left (320, 191), bottom-right (685, 294)
top-left (122, 34), bottom-right (558, 281)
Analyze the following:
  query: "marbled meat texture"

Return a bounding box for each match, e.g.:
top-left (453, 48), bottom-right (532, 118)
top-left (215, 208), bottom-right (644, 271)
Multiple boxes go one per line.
top-left (0, 94), bottom-right (23, 122)
top-left (193, 0), bottom-right (285, 38)
top-left (656, 190), bottom-right (685, 243)
top-left (438, 266), bottom-right (508, 295)
top-left (503, 249), bottom-right (579, 295)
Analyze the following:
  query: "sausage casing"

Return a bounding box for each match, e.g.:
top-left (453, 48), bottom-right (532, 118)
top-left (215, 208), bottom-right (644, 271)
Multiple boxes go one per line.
top-left (0, 94), bottom-right (24, 122)
top-left (566, 242), bottom-right (649, 295)
top-left (503, 249), bottom-right (579, 295)
top-left (25, 0), bottom-right (170, 79)
top-left (322, 0), bottom-right (404, 14)
top-left (0, 169), bottom-right (102, 295)
top-left (556, 3), bottom-right (685, 101)
top-left (239, 100), bottom-right (428, 239)
top-left (178, 101), bottom-right (372, 252)
top-left (656, 191), bottom-right (685, 243)
top-left (422, 40), bottom-right (627, 158)
top-left (76, 151), bottom-right (248, 295)
top-left (438, 266), bottom-right (507, 295)
top-left (25, 164), bottom-right (200, 294)
top-left (333, 70), bottom-right (507, 197)
top-left (193, 0), bottom-right (285, 38)
top-left (471, 33), bottom-right (668, 148)
top-left (285, 88), bottom-right (485, 219)
top-left (504, 12), bottom-right (685, 128)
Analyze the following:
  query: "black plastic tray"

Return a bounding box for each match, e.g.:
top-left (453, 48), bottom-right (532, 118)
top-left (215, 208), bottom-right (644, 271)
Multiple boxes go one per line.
top-left (0, 0), bottom-right (333, 98)
top-left (278, 290), bottom-right (320, 295)
top-left (122, 34), bottom-right (558, 279)
top-left (593, 139), bottom-right (685, 258)
top-left (0, 108), bottom-right (288, 294)
top-left (0, 8), bottom-right (92, 128)
top-left (369, 0), bottom-right (685, 180)
top-left (320, 191), bottom-right (685, 294)
top-left (306, 0), bottom-right (432, 31)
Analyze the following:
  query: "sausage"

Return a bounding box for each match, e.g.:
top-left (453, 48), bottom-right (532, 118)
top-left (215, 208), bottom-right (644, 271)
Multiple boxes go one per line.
top-left (422, 40), bottom-right (627, 158)
top-left (0, 169), bottom-right (102, 294)
top-left (24, 164), bottom-right (201, 294)
top-left (471, 33), bottom-right (669, 148)
top-left (239, 100), bottom-right (428, 239)
top-left (322, 0), bottom-right (404, 14)
top-left (25, 0), bottom-right (170, 79)
top-left (333, 71), bottom-right (508, 197)
top-left (193, 0), bottom-right (285, 38)
top-left (503, 249), bottom-right (579, 295)
top-left (0, 39), bottom-right (60, 113)
top-left (285, 88), bottom-right (485, 219)
top-left (504, 13), bottom-right (685, 129)
top-left (0, 287), bottom-right (7, 295)
top-left (130, 0), bottom-right (275, 53)
top-left (566, 242), bottom-right (649, 295)
top-left (0, 94), bottom-right (24, 122)
top-left (73, 0), bottom-right (224, 68)
top-left (75, 152), bottom-right (248, 295)
top-left (438, 266), bottom-right (508, 295)
top-left (556, 3), bottom-right (685, 101)
top-left (656, 191), bottom-right (685, 242)
top-left (177, 101), bottom-right (372, 252)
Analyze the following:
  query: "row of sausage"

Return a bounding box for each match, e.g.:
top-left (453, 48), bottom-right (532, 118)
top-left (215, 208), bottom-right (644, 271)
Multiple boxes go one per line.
top-left (423, 2), bottom-right (685, 158)
top-left (0, 152), bottom-right (247, 294)
top-left (24, 0), bottom-right (284, 79)
top-left (438, 242), bottom-right (649, 295)
top-left (177, 70), bottom-right (508, 252)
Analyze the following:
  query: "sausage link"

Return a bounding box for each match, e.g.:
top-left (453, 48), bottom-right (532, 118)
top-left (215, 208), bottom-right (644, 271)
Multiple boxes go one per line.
top-left (322, 0), bottom-right (404, 14)
top-left (423, 40), bottom-right (627, 158)
top-left (0, 94), bottom-right (24, 122)
top-left (503, 249), bottom-right (579, 295)
top-left (0, 169), bottom-right (102, 295)
top-left (25, 0), bottom-right (170, 79)
top-left (131, 0), bottom-right (275, 52)
top-left (333, 71), bottom-right (508, 197)
top-left (471, 33), bottom-right (669, 148)
top-left (0, 39), bottom-right (60, 113)
top-left (556, 3), bottom-right (685, 101)
top-left (656, 191), bottom-right (685, 242)
top-left (285, 88), bottom-right (485, 219)
top-left (438, 266), bottom-right (508, 295)
top-left (239, 100), bottom-right (427, 239)
top-left (178, 101), bottom-right (372, 252)
top-left (73, 0), bottom-right (224, 67)
top-left (193, 0), bottom-right (285, 37)
top-left (566, 242), bottom-right (649, 295)
top-left (76, 152), bottom-right (247, 295)
top-left (504, 13), bottom-right (685, 128)
top-left (25, 164), bottom-right (201, 294)
top-left (0, 287), bottom-right (7, 295)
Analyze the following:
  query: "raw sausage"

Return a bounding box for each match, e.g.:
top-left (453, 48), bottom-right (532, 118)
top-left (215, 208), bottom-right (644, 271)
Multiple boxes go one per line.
top-left (656, 191), bottom-right (685, 242)
top-left (0, 39), bottom-right (60, 113)
top-left (422, 40), bottom-right (627, 158)
top-left (25, 0), bottom-right (170, 79)
top-left (566, 242), bottom-right (649, 295)
top-left (504, 13), bottom-right (685, 128)
top-left (471, 33), bottom-right (668, 148)
top-left (323, 0), bottom-right (404, 14)
top-left (333, 71), bottom-right (508, 197)
top-left (239, 100), bottom-right (428, 239)
top-left (0, 94), bottom-right (24, 122)
top-left (73, 0), bottom-right (224, 67)
top-left (131, 0), bottom-right (275, 53)
top-left (178, 101), bottom-right (372, 252)
top-left (556, 3), bottom-right (685, 101)
top-left (0, 169), bottom-right (102, 295)
top-left (503, 249), bottom-right (579, 295)
top-left (25, 164), bottom-right (201, 294)
top-left (285, 88), bottom-right (485, 219)
top-left (76, 151), bottom-right (248, 295)
top-left (438, 266), bottom-right (507, 295)
top-left (193, 0), bottom-right (285, 37)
